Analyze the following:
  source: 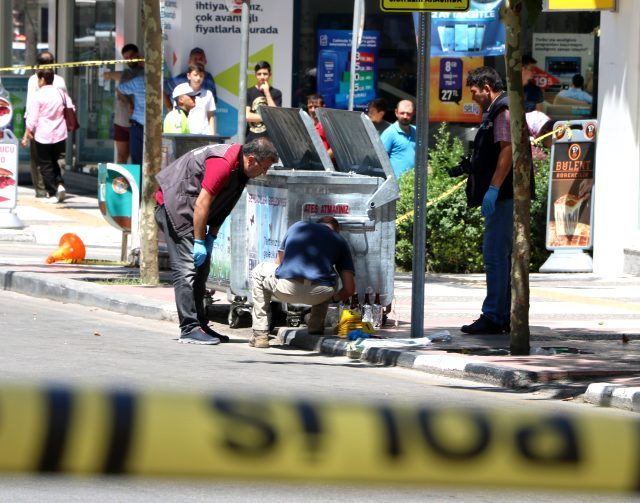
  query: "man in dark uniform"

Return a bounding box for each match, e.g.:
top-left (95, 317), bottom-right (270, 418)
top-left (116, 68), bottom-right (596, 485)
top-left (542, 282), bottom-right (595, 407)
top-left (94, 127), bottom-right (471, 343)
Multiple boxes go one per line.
top-left (458, 66), bottom-right (515, 335)
top-left (155, 138), bottom-right (279, 344)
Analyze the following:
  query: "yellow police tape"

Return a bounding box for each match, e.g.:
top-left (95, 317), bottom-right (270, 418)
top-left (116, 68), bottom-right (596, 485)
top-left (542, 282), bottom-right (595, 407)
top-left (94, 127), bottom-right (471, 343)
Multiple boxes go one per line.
top-left (0, 58), bottom-right (145, 73)
top-left (395, 179), bottom-right (466, 225)
top-left (395, 123), bottom-right (572, 225)
top-left (1, 384), bottom-right (639, 491)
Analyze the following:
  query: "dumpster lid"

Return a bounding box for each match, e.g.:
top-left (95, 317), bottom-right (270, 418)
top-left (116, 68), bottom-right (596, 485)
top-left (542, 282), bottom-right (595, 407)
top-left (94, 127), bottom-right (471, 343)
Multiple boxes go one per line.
top-left (316, 108), bottom-right (394, 180)
top-left (258, 107), bottom-right (334, 171)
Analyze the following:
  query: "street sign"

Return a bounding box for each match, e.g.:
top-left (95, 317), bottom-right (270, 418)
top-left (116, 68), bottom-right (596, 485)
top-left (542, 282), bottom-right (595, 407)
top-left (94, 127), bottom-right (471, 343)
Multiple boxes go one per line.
top-left (381, 0), bottom-right (470, 12)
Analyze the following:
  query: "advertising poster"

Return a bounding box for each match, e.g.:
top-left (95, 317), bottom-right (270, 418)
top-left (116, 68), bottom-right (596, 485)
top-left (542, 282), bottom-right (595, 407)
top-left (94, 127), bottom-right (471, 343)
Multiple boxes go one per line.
top-left (0, 141), bottom-right (18, 209)
top-left (210, 219), bottom-right (232, 285)
top-left (162, 0), bottom-right (293, 138)
top-left (429, 56), bottom-right (484, 123)
top-left (532, 33), bottom-right (595, 88)
top-left (316, 30), bottom-right (380, 111)
top-left (2, 76), bottom-right (30, 162)
top-left (245, 185), bottom-right (288, 278)
top-left (546, 121), bottom-right (597, 249)
top-left (429, 0), bottom-right (505, 57)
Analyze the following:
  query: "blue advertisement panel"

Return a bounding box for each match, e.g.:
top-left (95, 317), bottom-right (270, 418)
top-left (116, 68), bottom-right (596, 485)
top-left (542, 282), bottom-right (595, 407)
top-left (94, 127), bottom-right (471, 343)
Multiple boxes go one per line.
top-left (317, 30), bottom-right (380, 111)
top-left (429, 0), bottom-right (505, 57)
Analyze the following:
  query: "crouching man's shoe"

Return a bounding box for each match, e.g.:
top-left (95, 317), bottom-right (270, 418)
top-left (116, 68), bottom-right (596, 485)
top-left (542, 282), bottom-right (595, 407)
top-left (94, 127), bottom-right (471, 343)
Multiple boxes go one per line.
top-left (460, 315), bottom-right (504, 335)
top-left (249, 330), bottom-right (270, 348)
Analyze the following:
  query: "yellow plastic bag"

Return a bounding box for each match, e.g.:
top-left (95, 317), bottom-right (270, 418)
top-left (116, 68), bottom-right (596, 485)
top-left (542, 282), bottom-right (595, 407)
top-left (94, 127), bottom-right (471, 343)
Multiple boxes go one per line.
top-left (334, 308), bottom-right (362, 338)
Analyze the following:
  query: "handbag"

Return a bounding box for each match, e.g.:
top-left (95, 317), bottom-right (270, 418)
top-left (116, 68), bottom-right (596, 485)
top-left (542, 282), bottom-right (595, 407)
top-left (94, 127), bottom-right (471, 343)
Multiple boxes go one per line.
top-left (59, 90), bottom-right (79, 132)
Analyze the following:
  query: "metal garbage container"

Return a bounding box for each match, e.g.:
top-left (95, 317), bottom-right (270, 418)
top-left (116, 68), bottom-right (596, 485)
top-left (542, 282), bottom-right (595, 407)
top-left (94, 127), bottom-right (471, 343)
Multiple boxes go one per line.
top-left (208, 106), bottom-right (399, 328)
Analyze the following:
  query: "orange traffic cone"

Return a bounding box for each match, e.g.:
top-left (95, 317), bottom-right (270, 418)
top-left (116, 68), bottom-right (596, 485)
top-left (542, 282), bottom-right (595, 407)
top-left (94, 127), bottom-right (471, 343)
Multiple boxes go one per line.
top-left (46, 233), bottom-right (86, 264)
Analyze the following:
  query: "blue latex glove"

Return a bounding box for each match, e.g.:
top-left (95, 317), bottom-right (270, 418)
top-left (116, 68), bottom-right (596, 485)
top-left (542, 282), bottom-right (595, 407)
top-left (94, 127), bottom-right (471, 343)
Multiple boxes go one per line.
top-left (481, 185), bottom-right (499, 218)
top-left (193, 239), bottom-right (207, 267)
top-left (205, 234), bottom-right (215, 255)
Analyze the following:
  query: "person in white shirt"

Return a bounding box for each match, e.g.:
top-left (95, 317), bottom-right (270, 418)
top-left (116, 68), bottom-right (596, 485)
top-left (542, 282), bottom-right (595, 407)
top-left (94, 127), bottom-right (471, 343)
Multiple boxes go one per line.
top-left (185, 63), bottom-right (216, 135)
top-left (25, 51), bottom-right (66, 198)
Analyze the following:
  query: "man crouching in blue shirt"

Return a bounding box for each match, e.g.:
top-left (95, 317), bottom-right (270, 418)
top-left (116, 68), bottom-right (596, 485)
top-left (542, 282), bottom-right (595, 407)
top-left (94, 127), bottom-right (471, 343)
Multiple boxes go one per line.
top-left (250, 216), bottom-right (356, 348)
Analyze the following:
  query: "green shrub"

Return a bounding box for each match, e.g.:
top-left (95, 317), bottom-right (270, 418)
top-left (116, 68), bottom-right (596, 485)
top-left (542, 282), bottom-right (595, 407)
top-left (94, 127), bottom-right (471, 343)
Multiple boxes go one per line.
top-left (395, 122), bottom-right (551, 273)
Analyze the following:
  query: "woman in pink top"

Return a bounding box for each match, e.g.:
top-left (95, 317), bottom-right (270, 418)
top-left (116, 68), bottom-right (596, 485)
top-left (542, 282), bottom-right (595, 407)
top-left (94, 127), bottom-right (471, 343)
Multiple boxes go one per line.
top-left (21, 69), bottom-right (74, 202)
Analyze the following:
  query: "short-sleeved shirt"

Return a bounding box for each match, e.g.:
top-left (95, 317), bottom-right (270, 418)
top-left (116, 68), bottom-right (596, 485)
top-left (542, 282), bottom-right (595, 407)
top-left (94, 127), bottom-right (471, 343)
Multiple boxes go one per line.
top-left (275, 221), bottom-right (355, 287)
top-left (380, 121), bottom-right (416, 177)
top-left (493, 109), bottom-right (511, 143)
top-left (164, 71), bottom-right (217, 102)
top-left (114, 65), bottom-right (144, 127)
top-left (188, 89), bottom-right (216, 134)
top-left (117, 75), bottom-right (146, 124)
top-left (557, 87), bottom-right (592, 105)
top-left (523, 82), bottom-right (543, 112)
top-left (246, 85), bottom-right (282, 142)
top-left (155, 151), bottom-right (241, 206)
top-left (163, 108), bottom-right (189, 133)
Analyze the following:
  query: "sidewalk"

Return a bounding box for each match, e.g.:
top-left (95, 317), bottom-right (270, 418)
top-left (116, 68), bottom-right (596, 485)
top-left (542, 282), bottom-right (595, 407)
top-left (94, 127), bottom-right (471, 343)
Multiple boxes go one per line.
top-left (2, 182), bottom-right (640, 412)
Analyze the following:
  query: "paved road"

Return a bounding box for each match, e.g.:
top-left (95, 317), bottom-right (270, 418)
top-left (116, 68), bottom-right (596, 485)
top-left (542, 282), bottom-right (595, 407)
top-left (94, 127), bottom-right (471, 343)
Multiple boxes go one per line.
top-left (0, 290), bottom-right (637, 501)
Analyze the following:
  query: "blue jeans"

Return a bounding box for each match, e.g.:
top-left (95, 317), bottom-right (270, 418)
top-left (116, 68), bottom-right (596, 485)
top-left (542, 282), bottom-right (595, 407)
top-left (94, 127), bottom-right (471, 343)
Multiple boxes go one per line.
top-left (129, 121), bottom-right (144, 166)
top-left (481, 198), bottom-right (513, 326)
top-left (155, 205), bottom-right (211, 336)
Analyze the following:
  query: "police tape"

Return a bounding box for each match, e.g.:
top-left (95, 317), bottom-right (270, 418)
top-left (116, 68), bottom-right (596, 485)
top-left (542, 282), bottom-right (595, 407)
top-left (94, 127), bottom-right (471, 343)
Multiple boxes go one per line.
top-left (532, 122), bottom-right (572, 146)
top-left (0, 58), bottom-right (145, 73)
top-left (395, 179), bottom-right (466, 225)
top-left (1, 384), bottom-right (640, 491)
top-left (395, 124), bottom-right (572, 225)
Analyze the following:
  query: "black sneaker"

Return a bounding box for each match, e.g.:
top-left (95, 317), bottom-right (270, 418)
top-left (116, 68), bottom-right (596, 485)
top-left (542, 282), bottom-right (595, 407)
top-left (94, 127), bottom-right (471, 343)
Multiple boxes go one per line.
top-left (179, 327), bottom-right (220, 345)
top-left (201, 324), bottom-right (230, 342)
top-left (461, 315), bottom-right (504, 335)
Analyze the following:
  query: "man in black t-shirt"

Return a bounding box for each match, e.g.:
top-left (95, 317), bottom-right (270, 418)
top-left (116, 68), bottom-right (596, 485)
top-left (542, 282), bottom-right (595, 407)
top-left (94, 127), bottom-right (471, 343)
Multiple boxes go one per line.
top-left (246, 60), bottom-right (282, 142)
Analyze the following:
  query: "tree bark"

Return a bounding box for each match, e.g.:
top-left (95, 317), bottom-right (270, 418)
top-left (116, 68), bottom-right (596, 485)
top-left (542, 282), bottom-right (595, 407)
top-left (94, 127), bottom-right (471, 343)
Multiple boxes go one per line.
top-left (502, 1), bottom-right (531, 355)
top-left (139, 0), bottom-right (163, 285)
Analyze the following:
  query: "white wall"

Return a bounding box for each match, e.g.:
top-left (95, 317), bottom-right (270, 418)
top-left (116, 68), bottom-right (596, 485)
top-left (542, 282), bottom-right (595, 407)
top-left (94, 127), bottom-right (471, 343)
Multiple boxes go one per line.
top-left (592, 0), bottom-right (640, 276)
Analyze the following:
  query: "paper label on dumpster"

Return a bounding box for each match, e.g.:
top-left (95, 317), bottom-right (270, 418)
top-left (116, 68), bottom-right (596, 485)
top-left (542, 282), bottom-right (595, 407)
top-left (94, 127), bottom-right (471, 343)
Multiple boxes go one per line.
top-left (246, 185), bottom-right (288, 276)
top-left (0, 142), bottom-right (18, 209)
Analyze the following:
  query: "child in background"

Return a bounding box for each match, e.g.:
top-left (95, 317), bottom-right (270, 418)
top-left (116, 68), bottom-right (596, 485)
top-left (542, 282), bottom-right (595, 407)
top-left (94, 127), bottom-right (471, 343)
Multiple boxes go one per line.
top-left (163, 83), bottom-right (199, 133)
top-left (186, 63), bottom-right (216, 135)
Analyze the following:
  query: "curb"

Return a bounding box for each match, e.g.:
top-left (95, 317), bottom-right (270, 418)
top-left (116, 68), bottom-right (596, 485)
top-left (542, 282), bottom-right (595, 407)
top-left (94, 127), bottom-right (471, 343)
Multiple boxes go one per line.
top-left (584, 383), bottom-right (640, 412)
top-left (279, 328), bottom-right (538, 390)
top-left (0, 268), bottom-right (179, 322)
top-left (0, 229), bottom-right (36, 243)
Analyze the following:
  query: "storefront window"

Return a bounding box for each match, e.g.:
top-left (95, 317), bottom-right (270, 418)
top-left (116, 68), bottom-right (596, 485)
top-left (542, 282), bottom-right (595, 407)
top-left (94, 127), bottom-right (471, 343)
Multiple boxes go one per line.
top-left (73, 0), bottom-right (115, 164)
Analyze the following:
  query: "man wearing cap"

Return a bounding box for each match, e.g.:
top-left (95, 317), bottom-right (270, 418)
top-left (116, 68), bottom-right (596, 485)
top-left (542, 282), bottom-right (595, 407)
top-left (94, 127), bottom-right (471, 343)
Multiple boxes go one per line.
top-left (163, 82), bottom-right (201, 134)
top-left (155, 138), bottom-right (279, 345)
top-left (163, 47), bottom-right (217, 110)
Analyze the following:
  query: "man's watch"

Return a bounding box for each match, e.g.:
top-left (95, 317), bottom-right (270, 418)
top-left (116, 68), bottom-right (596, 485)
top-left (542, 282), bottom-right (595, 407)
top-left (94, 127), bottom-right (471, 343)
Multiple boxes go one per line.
top-left (331, 295), bottom-right (339, 303)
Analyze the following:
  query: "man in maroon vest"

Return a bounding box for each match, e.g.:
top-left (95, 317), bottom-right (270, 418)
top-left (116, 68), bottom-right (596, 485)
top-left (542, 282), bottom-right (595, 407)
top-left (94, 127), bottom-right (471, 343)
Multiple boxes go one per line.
top-left (155, 138), bottom-right (279, 345)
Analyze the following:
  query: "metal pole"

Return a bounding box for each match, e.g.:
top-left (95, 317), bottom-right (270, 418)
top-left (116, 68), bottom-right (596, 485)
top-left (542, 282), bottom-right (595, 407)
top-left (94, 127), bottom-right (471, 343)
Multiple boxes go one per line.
top-left (347, 0), bottom-right (363, 111)
top-left (410, 12), bottom-right (430, 338)
top-left (237, 0), bottom-right (251, 143)
top-left (0, 0), bottom-right (12, 68)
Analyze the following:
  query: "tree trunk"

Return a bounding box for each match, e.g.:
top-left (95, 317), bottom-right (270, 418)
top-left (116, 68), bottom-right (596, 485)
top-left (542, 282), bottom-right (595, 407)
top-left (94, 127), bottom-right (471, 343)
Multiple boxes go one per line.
top-left (502, 1), bottom-right (531, 356)
top-left (139, 0), bottom-right (163, 285)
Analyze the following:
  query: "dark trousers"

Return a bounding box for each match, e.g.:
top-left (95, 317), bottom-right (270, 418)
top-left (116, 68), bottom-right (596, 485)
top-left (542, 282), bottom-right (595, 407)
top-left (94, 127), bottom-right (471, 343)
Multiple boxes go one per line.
top-left (155, 205), bottom-right (210, 336)
top-left (29, 140), bottom-right (46, 196)
top-left (35, 140), bottom-right (65, 197)
top-left (129, 121), bottom-right (144, 166)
